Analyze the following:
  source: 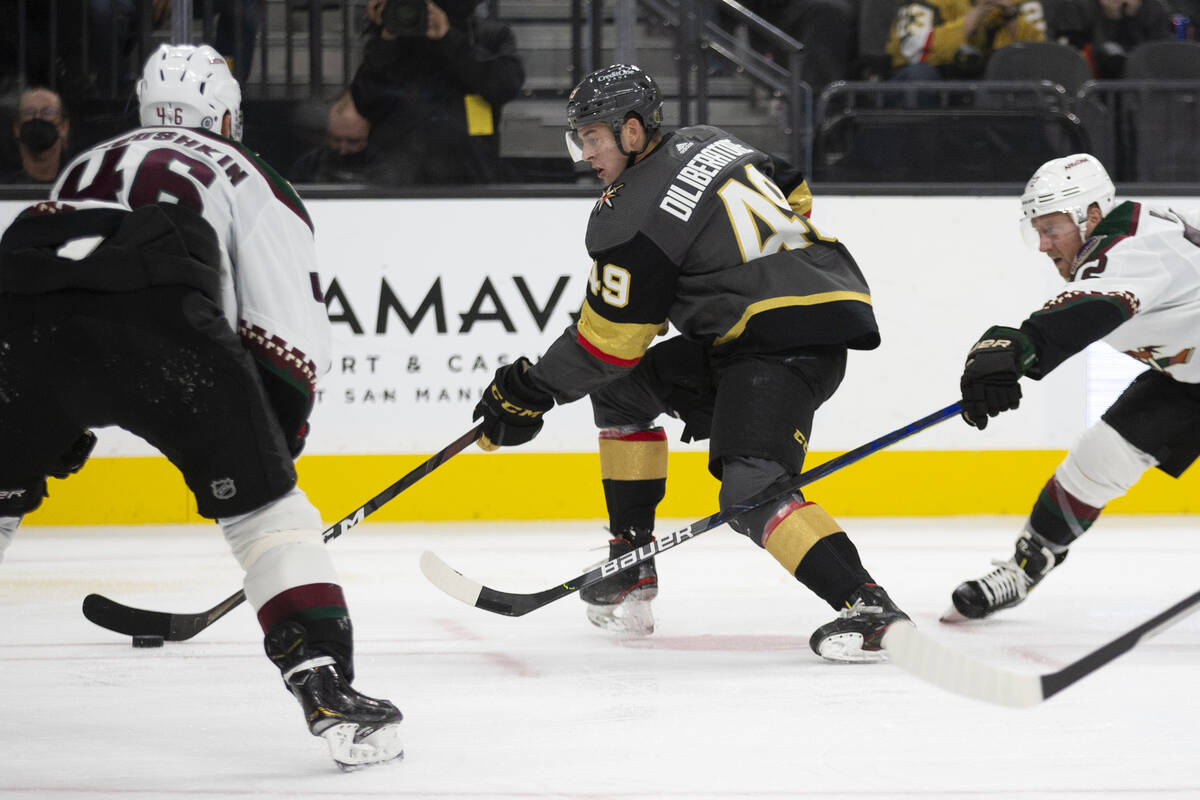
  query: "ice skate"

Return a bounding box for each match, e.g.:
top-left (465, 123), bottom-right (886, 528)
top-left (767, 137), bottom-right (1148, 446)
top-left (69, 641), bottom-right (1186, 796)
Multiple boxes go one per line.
top-left (266, 621), bottom-right (404, 770)
top-left (580, 528), bottom-right (658, 636)
top-left (942, 530), bottom-right (1066, 622)
top-left (809, 583), bottom-right (910, 663)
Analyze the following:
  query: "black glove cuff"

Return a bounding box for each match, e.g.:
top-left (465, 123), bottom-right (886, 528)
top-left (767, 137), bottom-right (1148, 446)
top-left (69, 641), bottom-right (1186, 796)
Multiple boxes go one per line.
top-left (968, 325), bottom-right (1038, 375)
top-left (494, 357), bottom-right (554, 418)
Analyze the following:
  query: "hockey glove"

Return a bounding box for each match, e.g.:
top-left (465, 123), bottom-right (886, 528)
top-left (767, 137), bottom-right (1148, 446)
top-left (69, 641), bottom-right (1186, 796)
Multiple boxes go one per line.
top-left (48, 431), bottom-right (97, 479)
top-left (960, 325), bottom-right (1038, 430)
top-left (474, 357), bottom-right (555, 451)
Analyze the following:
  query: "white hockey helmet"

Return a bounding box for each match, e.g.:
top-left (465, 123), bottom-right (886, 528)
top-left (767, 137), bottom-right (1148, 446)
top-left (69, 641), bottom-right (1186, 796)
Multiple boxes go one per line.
top-left (1019, 153), bottom-right (1116, 243)
top-left (137, 43), bottom-right (243, 141)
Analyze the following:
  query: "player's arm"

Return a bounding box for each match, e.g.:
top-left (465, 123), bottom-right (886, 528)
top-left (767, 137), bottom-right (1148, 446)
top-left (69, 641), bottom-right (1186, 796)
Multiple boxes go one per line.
top-left (960, 248), bottom-right (1167, 427)
top-left (473, 233), bottom-right (677, 448)
top-left (1024, 241), bottom-right (1171, 377)
top-left (957, 297), bottom-right (1124, 430)
top-left (232, 184), bottom-right (332, 457)
top-left (761, 154), bottom-right (812, 218)
top-left (533, 232), bottom-right (677, 399)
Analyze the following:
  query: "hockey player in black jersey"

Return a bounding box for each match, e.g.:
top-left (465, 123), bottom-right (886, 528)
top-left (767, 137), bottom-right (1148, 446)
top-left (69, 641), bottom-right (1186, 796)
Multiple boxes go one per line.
top-left (471, 63), bottom-right (909, 663)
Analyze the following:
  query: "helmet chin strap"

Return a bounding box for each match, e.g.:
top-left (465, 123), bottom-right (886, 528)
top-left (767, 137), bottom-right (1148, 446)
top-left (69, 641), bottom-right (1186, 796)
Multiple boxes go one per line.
top-left (614, 123), bottom-right (654, 166)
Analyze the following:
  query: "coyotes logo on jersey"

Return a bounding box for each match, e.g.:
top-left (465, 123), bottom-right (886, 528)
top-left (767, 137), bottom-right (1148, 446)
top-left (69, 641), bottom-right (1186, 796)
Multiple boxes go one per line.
top-left (1124, 345), bottom-right (1196, 371)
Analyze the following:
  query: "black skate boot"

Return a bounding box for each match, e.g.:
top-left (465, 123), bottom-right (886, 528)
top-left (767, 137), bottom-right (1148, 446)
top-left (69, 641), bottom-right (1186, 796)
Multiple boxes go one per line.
top-left (579, 527), bottom-right (658, 635)
top-left (946, 530), bottom-right (1068, 621)
top-left (809, 583), bottom-right (910, 663)
top-left (265, 620), bottom-right (403, 770)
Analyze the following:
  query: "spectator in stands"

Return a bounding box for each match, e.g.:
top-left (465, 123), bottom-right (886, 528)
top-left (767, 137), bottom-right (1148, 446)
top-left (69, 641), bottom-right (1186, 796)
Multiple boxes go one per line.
top-left (888, 0), bottom-right (1047, 79)
top-left (742, 0), bottom-right (859, 97)
top-left (2, 86), bottom-right (70, 184)
top-left (288, 91), bottom-right (377, 183)
top-left (350, 0), bottom-right (525, 185)
top-left (1050, 0), bottom-right (1173, 77)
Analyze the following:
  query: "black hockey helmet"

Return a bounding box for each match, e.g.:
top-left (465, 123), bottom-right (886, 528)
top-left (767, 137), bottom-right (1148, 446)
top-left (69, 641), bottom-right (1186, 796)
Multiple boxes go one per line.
top-left (566, 64), bottom-right (663, 160)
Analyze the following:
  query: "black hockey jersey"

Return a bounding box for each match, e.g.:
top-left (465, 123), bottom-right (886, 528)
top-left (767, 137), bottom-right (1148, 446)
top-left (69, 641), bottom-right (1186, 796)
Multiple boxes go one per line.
top-left (530, 125), bottom-right (879, 404)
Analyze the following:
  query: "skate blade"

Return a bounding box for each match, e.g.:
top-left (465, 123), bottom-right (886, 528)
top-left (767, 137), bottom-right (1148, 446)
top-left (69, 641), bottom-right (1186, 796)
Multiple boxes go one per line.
top-left (321, 722), bottom-right (405, 771)
top-left (938, 605), bottom-right (971, 624)
top-left (585, 597), bottom-right (655, 637)
top-left (814, 632), bottom-right (889, 664)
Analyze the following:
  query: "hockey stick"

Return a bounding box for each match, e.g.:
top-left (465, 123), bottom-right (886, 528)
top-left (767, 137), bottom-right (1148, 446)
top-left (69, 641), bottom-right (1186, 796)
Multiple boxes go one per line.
top-left (81, 424), bottom-right (484, 641)
top-left (883, 588), bottom-right (1200, 707)
top-left (420, 401), bottom-right (962, 617)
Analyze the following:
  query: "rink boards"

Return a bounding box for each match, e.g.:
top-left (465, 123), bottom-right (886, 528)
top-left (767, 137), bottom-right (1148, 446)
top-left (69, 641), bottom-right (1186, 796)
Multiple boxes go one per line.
top-left (3, 195), bottom-right (1198, 523)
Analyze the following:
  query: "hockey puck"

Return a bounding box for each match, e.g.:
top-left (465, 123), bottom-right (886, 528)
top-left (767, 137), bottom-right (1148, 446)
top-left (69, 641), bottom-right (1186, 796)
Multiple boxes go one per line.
top-left (131, 635), bottom-right (165, 648)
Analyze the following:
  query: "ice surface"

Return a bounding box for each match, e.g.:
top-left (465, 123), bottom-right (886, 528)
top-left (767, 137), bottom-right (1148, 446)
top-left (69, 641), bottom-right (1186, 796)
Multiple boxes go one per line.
top-left (2, 516), bottom-right (1198, 799)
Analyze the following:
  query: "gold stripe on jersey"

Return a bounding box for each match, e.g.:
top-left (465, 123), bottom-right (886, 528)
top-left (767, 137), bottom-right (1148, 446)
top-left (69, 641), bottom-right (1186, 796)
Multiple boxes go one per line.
top-left (763, 501), bottom-right (843, 574)
top-left (576, 302), bottom-right (663, 366)
top-left (599, 430), bottom-right (669, 480)
top-left (713, 291), bottom-right (873, 346)
top-left (788, 180), bottom-right (814, 218)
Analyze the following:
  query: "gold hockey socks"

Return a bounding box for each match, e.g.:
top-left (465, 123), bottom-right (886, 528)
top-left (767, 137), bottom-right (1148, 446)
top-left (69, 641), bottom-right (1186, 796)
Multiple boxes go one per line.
top-left (598, 427), bottom-right (667, 534)
top-left (761, 500), bottom-right (873, 609)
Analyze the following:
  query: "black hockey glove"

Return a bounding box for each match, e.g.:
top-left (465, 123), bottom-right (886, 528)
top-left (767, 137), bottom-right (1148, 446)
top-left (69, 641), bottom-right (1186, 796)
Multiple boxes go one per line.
top-left (960, 325), bottom-right (1038, 430)
top-left (48, 431), bottom-right (97, 479)
top-left (473, 357), bottom-right (555, 451)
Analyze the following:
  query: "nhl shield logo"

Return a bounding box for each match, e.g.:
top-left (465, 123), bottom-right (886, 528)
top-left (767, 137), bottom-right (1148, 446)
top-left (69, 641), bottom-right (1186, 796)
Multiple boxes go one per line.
top-left (210, 478), bottom-right (237, 500)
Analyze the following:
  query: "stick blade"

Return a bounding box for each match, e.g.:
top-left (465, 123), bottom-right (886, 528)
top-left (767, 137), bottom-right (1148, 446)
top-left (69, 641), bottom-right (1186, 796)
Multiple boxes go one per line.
top-left (883, 621), bottom-right (1045, 708)
top-left (419, 551), bottom-right (484, 607)
top-left (82, 593), bottom-right (173, 639)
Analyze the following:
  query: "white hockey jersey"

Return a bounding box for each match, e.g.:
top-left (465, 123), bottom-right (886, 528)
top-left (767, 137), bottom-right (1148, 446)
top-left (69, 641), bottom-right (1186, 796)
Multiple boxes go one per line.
top-left (1029, 201), bottom-right (1200, 384)
top-left (48, 126), bottom-right (331, 391)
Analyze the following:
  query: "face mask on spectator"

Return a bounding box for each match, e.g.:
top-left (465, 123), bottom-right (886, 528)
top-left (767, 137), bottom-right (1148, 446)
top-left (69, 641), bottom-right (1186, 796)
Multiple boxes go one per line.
top-left (19, 119), bottom-right (60, 153)
top-left (331, 147), bottom-right (374, 168)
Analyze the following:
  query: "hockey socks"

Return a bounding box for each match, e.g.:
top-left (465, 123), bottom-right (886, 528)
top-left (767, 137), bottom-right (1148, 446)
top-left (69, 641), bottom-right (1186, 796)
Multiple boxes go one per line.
top-left (598, 426), bottom-right (667, 534)
top-left (760, 500), bottom-right (872, 609)
top-left (1030, 475), bottom-right (1102, 549)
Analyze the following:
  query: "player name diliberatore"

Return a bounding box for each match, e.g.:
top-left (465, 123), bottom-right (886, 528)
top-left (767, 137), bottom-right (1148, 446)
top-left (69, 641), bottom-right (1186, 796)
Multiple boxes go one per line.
top-left (659, 138), bottom-right (755, 222)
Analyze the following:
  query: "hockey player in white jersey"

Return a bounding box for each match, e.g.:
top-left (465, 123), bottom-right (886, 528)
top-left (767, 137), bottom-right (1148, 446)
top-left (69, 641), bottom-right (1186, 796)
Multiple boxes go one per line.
top-left (0, 44), bottom-right (402, 768)
top-left (948, 153), bottom-right (1200, 620)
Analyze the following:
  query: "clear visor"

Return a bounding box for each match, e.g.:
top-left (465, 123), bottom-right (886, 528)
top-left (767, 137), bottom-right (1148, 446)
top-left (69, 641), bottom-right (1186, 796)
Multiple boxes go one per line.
top-left (565, 129), bottom-right (585, 162)
top-left (1020, 212), bottom-right (1080, 249)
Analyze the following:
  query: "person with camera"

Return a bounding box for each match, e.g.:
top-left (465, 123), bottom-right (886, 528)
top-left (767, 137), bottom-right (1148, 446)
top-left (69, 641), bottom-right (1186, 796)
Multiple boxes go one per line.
top-left (888, 0), bottom-right (1047, 80)
top-left (349, 0), bottom-right (525, 184)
